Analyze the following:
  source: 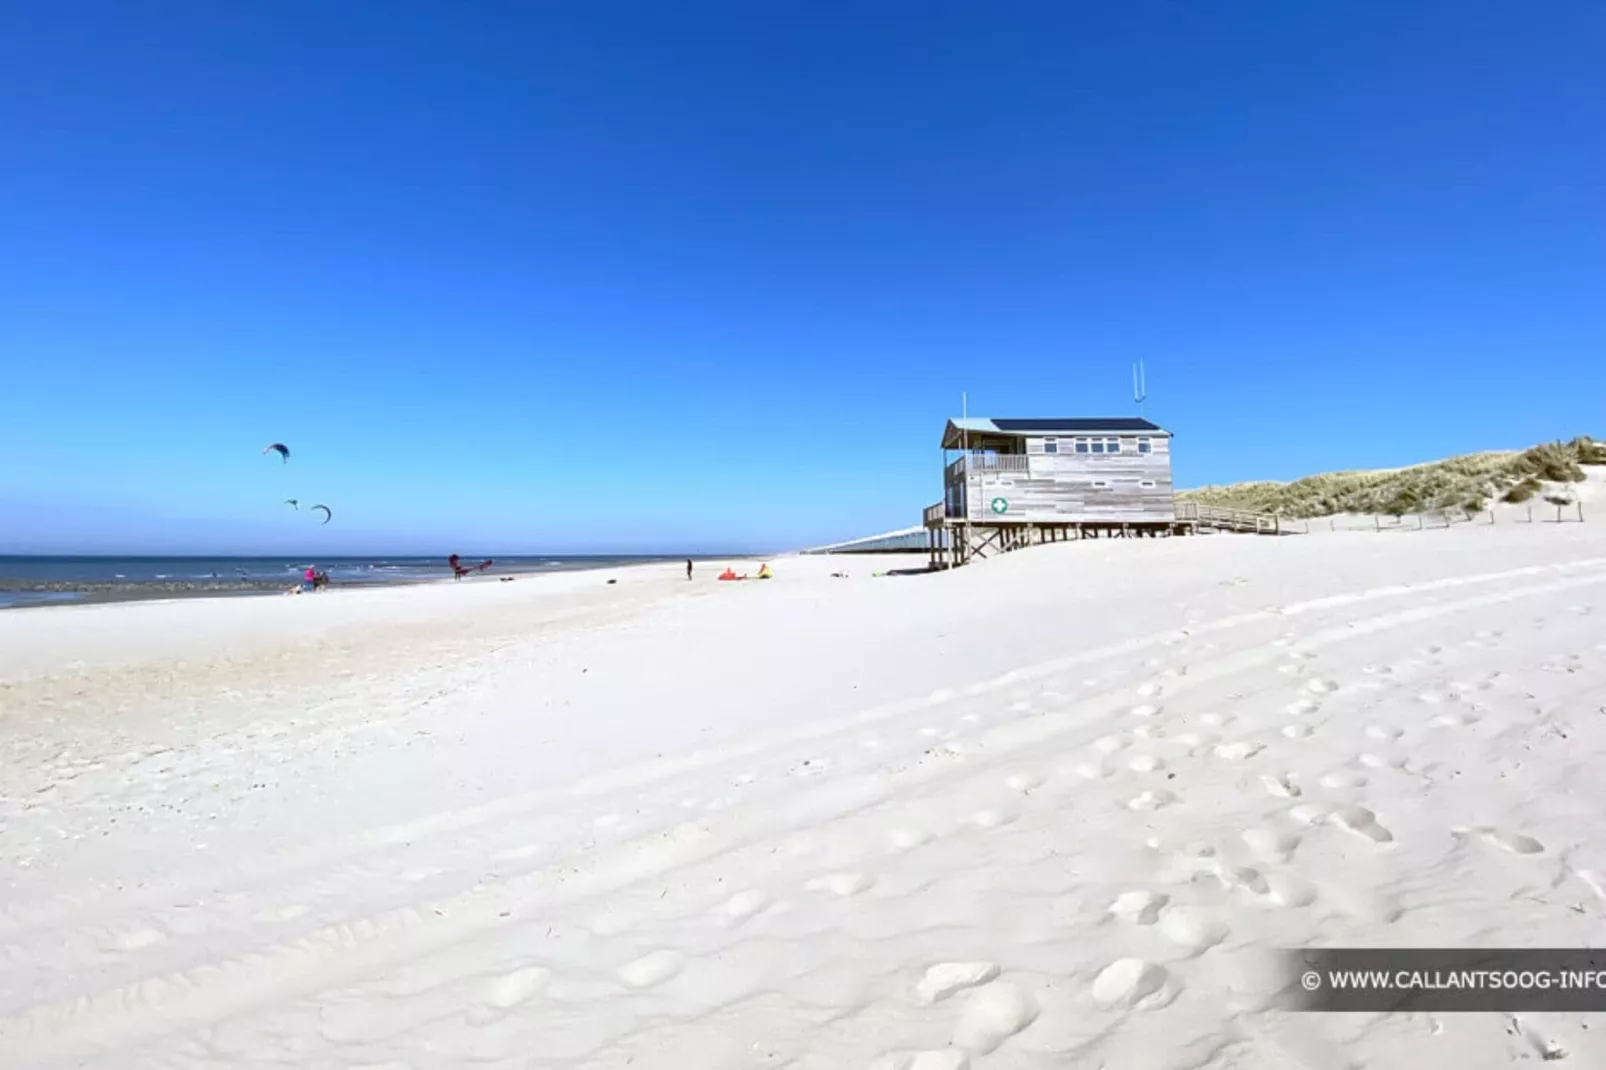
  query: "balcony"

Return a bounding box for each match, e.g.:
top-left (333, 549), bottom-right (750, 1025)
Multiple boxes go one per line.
top-left (944, 453), bottom-right (1030, 481)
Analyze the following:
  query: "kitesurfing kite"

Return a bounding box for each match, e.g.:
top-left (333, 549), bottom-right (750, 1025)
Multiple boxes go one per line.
top-left (311, 504), bottom-right (332, 525)
top-left (284, 499), bottom-right (298, 509)
top-left (263, 443), bottom-right (290, 463)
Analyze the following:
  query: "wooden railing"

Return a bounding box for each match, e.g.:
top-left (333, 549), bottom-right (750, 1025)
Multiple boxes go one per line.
top-left (923, 502), bottom-right (947, 527)
top-left (945, 453), bottom-right (1031, 480)
top-left (1175, 501), bottom-right (1285, 534)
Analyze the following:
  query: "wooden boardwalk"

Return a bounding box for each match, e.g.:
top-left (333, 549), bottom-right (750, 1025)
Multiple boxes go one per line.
top-left (921, 500), bottom-right (1294, 568)
top-left (1173, 501), bottom-right (1291, 535)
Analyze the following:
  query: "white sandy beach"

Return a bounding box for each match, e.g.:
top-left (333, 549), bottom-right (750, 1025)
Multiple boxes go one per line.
top-left (4, 517), bottom-right (1606, 1068)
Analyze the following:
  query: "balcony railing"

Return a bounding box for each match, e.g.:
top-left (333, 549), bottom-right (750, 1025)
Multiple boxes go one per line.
top-left (944, 453), bottom-right (1031, 480)
top-left (923, 502), bottom-right (946, 526)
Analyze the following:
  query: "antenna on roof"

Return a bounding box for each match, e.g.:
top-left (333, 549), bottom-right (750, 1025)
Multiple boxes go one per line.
top-left (1133, 360), bottom-right (1147, 416)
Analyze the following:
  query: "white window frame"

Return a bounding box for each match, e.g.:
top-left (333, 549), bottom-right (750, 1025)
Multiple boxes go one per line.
top-left (1042, 437), bottom-right (1058, 455)
top-left (1137, 437), bottom-right (1152, 454)
top-left (1074, 438), bottom-right (1090, 454)
top-left (1090, 478), bottom-right (1112, 489)
top-left (1106, 437), bottom-right (1121, 453)
top-left (1139, 479), bottom-right (1157, 489)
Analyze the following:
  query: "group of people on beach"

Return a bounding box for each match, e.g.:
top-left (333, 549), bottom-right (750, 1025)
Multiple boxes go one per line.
top-left (687, 560), bottom-right (772, 581)
top-left (297, 567), bottom-right (329, 593)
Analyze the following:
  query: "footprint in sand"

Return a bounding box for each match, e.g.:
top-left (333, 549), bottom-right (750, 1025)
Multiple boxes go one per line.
top-left (1365, 725), bottom-right (1404, 741)
top-left (1432, 711), bottom-right (1480, 728)
top-left (1260, 774), bottom-right (1301, 798)
top-left (1109, 890), bottom-right (1168, 925)
top-left (721, 890), bottom-right (773, 923)
top-left (1359, 753), bottom-right (1407, 770)
top-left (485, 965), bottom-right (552, 1008)
top-left (1004, 772), bottom-right (1044, 793)
top-left (888, 827), bottom-right (935, 852)
top-left (806, 872), bottom-right (875, 896)
top-left (1094, 734), bottom-right (1127, 754)
top-left (1288, 803), bottom-right (1329, 827)
top-left (1127, 789), bottom-right (1178, 811)
top-left (1128, 754), bottom-right (1165, 773)
top-left (1135, 682), bottom-right (1163, 698)
top-left (1306, 679), bottom-right (1340, 695)
top-left (1325, 884), bottom-right (1403, 924)
top-left (1172, 732), bottom-right (1217, 755)
top-left (1092, 958), bottom-right (1174, 1009)
top-left (1282, 724), bottom-right (1315, 739)
top-left (1258, 873), bottom-right (1317, 908)
top-left (618, 950), bottom-right (686, 989)
top-left (115, 926), bottom-right (166, 951)
top-left (968, 809), bottom-right (1019, 830)
top-left (1331, 806), bottom-right (1394, 844)
top-left (953, 982), bottom-right (1041, 1055)
top-left (916, 961), bottom-right (1001, 1003)
top-left (1285, 697), bottom-right (1321, 716)
top-left (1159, 907), bottom-right (1229, 955)
top-left (1319, 769), bottom-right (1368, 790)
top-left (1200, 713), bottom-right (1234, 728)
top-left (1213, 741), bottom-right (1264, 761)
top-left (1130, 704), bottom-right (1163, 719)
top-left (1241, 827), bottom-right (1301, 862)
top-left (1462, 828), bottom-right (1545, 855)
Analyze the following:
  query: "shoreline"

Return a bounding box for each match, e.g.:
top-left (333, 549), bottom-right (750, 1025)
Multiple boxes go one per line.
top-left (0, 554), bottom-right (760, 612)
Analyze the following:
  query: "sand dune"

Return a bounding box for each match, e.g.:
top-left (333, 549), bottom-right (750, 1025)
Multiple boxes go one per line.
top-left (4, 524), bottom-right (1606, 1067)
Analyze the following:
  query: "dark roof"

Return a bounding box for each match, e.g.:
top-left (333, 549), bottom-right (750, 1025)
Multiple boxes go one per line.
top-left (990, 417), bottom-right (1165, 433)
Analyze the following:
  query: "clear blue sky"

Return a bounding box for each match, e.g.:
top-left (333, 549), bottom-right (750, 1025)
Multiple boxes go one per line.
top-left (2, 1), bottom-right (1601, 555)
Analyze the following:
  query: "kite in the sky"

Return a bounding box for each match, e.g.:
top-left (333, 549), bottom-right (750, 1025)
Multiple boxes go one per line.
top-left (263, 443), bottom-right (290, 463)
top-left (284, 499), bottom-right (298, 509)
top-left (311, 504), bottom-right (332, 525)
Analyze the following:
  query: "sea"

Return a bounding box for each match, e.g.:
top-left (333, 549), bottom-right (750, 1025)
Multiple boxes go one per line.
top-left (0, 555), bottom-right (697, 609)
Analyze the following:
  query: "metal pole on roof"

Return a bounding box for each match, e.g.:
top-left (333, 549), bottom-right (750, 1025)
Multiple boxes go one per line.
top-left (962, 391), bottom-right (970, 564)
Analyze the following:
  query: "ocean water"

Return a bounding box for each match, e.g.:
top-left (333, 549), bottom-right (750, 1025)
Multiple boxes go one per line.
top-left (0, 555), bottom-right (692, 609)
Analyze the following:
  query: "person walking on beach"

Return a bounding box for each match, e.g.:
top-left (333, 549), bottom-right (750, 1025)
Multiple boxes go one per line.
top-left (686, 559), bottom-right (693, 581)
top-left (303, 566), bottom-right (316, 593)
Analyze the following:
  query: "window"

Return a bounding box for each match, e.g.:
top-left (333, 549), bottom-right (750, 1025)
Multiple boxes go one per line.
top-left (1043, 437), bottom-right (1058, 455)
top-left (1106, 437), bottom-right (1121, 453)
top-left (1137, 437), bottom-right (1152, 454)
top-left (1074, 438), bottom-right (1090, 454)
top-left (1139, 480), bottom-right (1157, 489)
top-left (1090, 439), bottom-right (1105, 454)
top-left (1091, 479), bottom-right (1111, 489)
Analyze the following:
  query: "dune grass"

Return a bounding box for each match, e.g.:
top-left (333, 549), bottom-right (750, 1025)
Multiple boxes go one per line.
top-left (1180, 437), bottom-right (1602, 519)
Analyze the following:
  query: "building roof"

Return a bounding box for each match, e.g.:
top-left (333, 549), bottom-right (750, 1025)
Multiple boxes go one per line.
top-left (942, 416), bottom-right (1169, 449)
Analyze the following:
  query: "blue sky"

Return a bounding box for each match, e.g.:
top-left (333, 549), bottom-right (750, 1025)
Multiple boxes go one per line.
top-left (2, 1), bottom-right (1601, 554)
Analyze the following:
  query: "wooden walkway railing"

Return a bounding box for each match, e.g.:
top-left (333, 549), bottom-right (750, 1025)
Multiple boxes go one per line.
top-left (1174, 500), bottom-right (1288, 535)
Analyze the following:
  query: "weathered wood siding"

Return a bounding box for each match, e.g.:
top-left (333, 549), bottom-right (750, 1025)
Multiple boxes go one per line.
top-left (947, 434), bottom-right (1174, 522)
